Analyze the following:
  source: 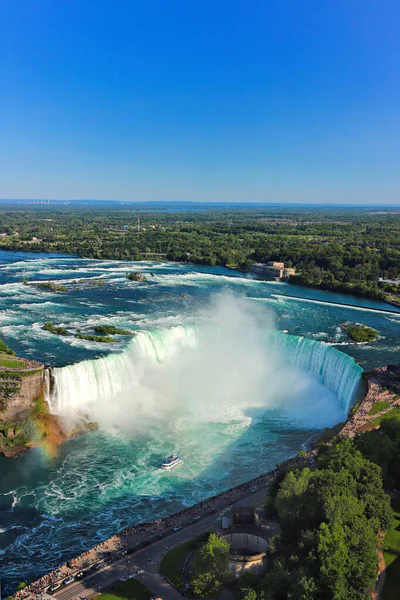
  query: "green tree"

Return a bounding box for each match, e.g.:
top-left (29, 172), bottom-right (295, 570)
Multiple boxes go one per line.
top-left (191, 533), bottom-right (229, 597)
top-left (240, 588), bottom-right (257, 600)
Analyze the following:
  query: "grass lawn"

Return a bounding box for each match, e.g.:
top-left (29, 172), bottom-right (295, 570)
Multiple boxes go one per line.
top-left (372, 407), bottom-right (400, 427)
top-left (0, 356), bottom-right (28, 369)
top-left (382, 498), bottom-right (400, 600)
top-left (369, 401), bottom-right (391, 416)
top-left (160, 532), bottom-right (209, 587)
top-left (99, 579), bottom-right (151, 600)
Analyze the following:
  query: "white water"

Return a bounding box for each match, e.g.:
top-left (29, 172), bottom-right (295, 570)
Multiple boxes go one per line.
top-left (46, 323), bottom-right (363, 429)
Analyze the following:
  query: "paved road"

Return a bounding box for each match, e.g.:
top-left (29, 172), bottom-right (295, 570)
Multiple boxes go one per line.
top-left (51, 485), bottom-right (270, 600)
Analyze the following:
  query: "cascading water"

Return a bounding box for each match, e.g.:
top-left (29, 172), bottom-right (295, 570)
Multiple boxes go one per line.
top-left (264, 332), bottom-right (363, 414)
top-left (45, 325), bottom-right (362, 419)
top-left (45, 326), bottom-right (197, 413)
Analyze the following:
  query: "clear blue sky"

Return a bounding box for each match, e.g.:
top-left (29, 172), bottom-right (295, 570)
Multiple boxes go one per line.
top-left (1, 0), bottom-right (399, 203)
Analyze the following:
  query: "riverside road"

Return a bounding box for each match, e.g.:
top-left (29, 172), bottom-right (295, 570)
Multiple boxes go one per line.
top-left (52, 485), bottom-right (271, 600)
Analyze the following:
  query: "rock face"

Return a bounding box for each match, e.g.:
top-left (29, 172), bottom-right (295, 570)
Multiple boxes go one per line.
top-left (0, 365), bottom-right (45, 457)
top-left (1, 369), bottom-right (44, 420)
top-left (126, 271), bottom-right (147, 282)
top-left (386, 363), bottom-right (400, 393)
top-left (1, 364), bottom-right (98, 457)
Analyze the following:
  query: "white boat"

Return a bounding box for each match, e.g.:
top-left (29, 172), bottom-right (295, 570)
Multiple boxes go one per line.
top-left (161, 454), bottom-right (181, 470)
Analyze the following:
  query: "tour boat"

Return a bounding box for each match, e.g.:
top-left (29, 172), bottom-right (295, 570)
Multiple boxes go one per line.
top-left (161, 454), bottom-right (181, 470)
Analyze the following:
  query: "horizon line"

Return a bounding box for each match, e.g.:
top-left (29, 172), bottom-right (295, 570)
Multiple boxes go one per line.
top-left (1, 199), bottom-right (400, 208)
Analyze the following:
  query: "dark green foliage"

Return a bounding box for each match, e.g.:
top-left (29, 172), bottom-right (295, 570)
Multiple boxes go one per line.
top-left (261, 439), bottom-right (392, 600)
top-left (239, 589), bottom-right (257, 600)
top-left (342, 324), bottom-right (378, 343)
top-left (355, 414), bottom-right (400, 488)
top-left (191, 533), bottom-right (229, 597)
top-left (0, 337), bottom-right (16, 355)
top-left (43, 322), bottom-right (68, 335)
top-left (75, 333), bottom-right (116, 343)
top-left (1, 204), bottom-right (400, 301)
top-left (94, 325), bottom-right (133, 335)
top-left (35, 281), bottom-right (67, 292)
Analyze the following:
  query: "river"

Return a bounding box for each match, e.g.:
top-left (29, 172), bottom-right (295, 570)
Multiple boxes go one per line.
top-left (0, 250), bottom-right (399, 594)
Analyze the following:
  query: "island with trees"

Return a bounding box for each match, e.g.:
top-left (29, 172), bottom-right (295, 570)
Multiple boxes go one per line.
top-left (342, 323), bottom-right (378, 343)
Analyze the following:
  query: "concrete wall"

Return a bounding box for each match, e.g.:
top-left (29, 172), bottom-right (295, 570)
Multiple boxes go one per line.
top-left (222, 533), bottom-right (268, 579)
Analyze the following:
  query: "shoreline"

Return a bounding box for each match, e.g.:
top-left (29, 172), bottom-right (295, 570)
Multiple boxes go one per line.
top-left (1, 247), bottom-right (399, 311)
top-left (13, 448), bottom-right (316, 600)
top-left (11, 363), bottom-right (400, 599)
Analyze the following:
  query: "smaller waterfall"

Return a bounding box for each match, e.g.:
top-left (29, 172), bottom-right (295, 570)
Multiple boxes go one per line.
top-left (264, 332), bottom-right (363, 414)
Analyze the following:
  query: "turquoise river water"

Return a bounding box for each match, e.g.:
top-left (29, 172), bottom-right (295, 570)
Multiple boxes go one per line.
top-left (0, 250), bottom-right (399, 594)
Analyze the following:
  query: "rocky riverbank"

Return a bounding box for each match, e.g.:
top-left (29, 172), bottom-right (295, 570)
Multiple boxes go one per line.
top-left (0, 352), bottom-right (97, 457)
top-left (340, 364), bottom-right (400, 438)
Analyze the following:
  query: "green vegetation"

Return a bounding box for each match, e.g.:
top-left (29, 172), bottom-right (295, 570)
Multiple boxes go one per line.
top-left (0, 338), bottom-right (16, 356)
top-left (355, 410), bottom-right (400, 488)
top-left (1, 204), bottom-right (400, 301)
top-left (126, 272), bottom-right (147, 282)
top-left (34, 281), bottom-right (67, 292)
top-left (43, 322), bottom-right (68, 336)
top-left (94, 325), bottom-right (133, 335)
top-left (75, 333), bottom-right (116, 342)
top-left (343, 324), bottom-right (378, 343)
top-left (369, 401), bottom-right (391, 416)
top-left (0, 356), bottom-right (28, 369)
top-left (161, 539), bottom-right (194, 587)
top-left (383, 498), bottom-right (400, 600)
top-left (264, 441), bottom-right (392, 599)
top-left (371, 407), bottom-right (400, 429)
top-left (98, 579), bottom-right (151, 600)
top-left (0, 368), bottom-right (42, 379)
top-left (191, 533), bottom-right (230, 597)
top-left (201, 436), bottom-right (395, 600)
top-left (161, 531), bottom-right (209, 588)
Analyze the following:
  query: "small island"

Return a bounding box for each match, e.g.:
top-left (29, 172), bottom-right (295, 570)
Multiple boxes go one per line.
top-left (41, 323), bottom-right (133, 341)
top-left (94, 325), bottom-right (133, 335)
top-left (75, 333), bottom-right (116, 343)
top-left (33, 281), bottom-right (67, 292)
top-left (342, 323), bottom-right (378, 343)
top-left (126, 271), bottom-right (147, 282)
top-left (43, 322), bottom-right (68, 336)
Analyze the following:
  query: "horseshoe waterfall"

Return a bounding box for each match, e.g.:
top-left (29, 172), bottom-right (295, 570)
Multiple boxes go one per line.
top-left (45, 326), bottom-right (363, 419)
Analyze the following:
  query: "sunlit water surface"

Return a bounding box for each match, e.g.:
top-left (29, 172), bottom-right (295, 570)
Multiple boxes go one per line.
top-left (0, 251), bottom-right (399, 593)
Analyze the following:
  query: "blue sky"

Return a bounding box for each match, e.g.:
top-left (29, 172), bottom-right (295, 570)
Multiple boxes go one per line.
top-left (1, 0), bottom-right (399, 203)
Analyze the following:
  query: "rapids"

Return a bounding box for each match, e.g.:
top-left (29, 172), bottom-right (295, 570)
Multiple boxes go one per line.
top-left (0, 250), bottom-right (399, 594)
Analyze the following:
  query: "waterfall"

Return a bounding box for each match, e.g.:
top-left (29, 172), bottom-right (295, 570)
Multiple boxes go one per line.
top-left (263, 332), bottom-right (363, 414)
top-left (45, 326), bottom-right (362, 417)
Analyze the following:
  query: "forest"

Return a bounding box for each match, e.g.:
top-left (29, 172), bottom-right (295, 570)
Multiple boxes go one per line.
top-left (189, 414), bottom-right (400, 599)
top-left (0, 203), bottom-right (400, 301)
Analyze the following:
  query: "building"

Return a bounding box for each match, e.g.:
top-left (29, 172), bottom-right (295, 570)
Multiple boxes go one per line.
top-left (251, 261), bottom-right (295, 280)
top-left (215, 506), bottom-right (278, 579)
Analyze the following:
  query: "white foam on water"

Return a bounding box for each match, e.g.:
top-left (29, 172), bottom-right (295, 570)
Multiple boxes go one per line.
top-left (271, 293), bottom-right (400, 316)
top-left (46, 295), bottom-right (362, 432)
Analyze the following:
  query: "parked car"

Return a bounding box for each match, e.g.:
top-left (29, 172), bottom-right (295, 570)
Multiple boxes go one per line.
top-left (47, 583), bottom-right (61, 592)
top-left (63, 576), bottom-right (75, 585)
top-left (173, 525), bottom-right (182, 532)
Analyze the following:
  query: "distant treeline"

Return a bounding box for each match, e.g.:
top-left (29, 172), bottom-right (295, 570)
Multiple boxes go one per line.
top-left (1, 204), bottom-right (400, 301)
